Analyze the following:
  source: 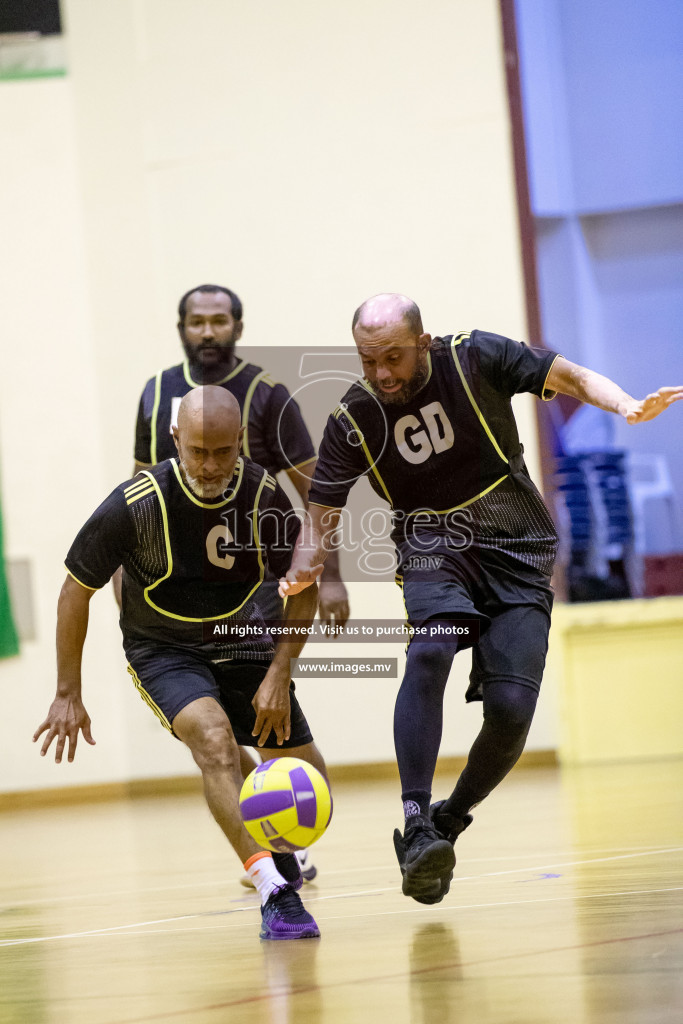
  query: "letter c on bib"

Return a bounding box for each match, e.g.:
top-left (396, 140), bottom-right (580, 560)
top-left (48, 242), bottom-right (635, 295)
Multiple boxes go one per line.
top-left (206, 524), bottom-right (235, 570)
top-left (394, 415), bottom-right (431, 465)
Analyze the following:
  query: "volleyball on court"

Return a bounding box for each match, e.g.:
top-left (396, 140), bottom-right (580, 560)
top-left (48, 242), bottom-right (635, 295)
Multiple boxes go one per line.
top-left (239, 757), bottom-right (333, 853)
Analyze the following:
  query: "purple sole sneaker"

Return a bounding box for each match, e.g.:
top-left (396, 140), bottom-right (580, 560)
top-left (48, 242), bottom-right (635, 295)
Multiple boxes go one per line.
top-left (260, 884), bottom-right (320, 941)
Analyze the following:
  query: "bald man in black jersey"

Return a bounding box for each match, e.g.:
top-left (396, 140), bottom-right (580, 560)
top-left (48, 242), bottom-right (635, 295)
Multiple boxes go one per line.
top-left (35, 387), bottom-right (325, 940)
top-left (131, 283), bottom-right (349, 885)
top-left (280, 292), bottom-right (683, 905)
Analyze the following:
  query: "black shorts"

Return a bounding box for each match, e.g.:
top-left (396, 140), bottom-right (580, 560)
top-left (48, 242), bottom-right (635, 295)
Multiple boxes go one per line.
top-left (254, 576), bottom-right (285, 624)
top-left (397, 543), bottom-right (554, 701)
top-left (124, 641), bottom-right (313, 747)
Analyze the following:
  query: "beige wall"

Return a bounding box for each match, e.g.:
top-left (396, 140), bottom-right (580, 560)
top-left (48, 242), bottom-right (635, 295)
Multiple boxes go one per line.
top-left (0, 0), bottom-right (555, 794)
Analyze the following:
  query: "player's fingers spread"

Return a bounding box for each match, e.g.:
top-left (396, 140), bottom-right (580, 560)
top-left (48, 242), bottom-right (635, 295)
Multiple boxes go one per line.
top-left (252, 710), bottom-right (265, 738)
top-left (39, 729), bottom-right (56, 756)
top-left (254, 710), bottom-right (270, 743)
top-left (33, 720), bottom-right (49, 742)
top-left (258, 720), bottom-right (274, 747)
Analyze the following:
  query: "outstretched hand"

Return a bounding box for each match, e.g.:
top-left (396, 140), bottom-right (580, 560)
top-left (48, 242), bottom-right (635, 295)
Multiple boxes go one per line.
top-left (625, 386), bottom-right (683, 424)
top-left (278, 563), bottom-right (324, 598)
top-left (33, 695), bottom-right (96, 763)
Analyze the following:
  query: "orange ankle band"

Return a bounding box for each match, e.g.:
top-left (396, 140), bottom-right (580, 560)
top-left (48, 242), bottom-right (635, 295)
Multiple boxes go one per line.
top-left (243, 851), bottom-right (272, 871)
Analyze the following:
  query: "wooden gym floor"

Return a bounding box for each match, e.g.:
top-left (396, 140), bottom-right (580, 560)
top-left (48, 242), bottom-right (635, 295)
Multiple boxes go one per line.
top-left (1, 758), bottom-right (682, 1024)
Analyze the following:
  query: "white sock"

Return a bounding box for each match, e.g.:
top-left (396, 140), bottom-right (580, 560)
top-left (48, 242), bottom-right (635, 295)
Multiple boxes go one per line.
top-left (243, 852), bottom-right (287, 905)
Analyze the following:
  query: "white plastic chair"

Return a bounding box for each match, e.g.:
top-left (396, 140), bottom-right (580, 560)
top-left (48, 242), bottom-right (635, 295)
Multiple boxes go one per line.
top-left (627, 454), bottom-right (680, 555)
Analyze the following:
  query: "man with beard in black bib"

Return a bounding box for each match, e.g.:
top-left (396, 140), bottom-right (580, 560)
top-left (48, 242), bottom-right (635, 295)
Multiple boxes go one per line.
top-left (280, 292), bottom-right (683, 905)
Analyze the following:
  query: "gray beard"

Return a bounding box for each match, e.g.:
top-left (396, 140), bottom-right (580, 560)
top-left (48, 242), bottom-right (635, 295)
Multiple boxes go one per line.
top-left (368, 359), bottom-right (430, 405)
top-left (181, 465), bottom-right (232, 499)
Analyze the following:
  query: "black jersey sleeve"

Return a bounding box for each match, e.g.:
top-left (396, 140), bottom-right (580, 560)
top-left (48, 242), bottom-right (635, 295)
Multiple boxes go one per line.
top-left (473, 331), bottom-right (559, 400)
top-left (262, 382), bottom-right (316, 471)
top-left (258, 482), bottom-right (303, 578)
top-left (134, 378), bottom-right (155, 464)
top-left (65, 487), bottom-right (137, 590)
top-left (307, 409), bottom-right (368, 508)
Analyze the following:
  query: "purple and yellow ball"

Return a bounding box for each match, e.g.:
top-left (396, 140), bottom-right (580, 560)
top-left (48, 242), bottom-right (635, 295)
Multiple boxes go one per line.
top-left (239, 757), bottom-right (333, 853)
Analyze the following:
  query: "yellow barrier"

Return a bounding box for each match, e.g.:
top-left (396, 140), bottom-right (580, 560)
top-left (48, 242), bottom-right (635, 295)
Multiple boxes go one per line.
top-left (549, 596), bottom-right (683, 764)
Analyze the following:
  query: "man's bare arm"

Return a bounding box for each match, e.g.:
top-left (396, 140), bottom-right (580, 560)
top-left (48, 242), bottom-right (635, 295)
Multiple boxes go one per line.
top-left (279, 504), bottom-right (341, 597)
top-left (284, 460), bottom-right (349, 627)
top-left (33, 576), bottom-right (97, 762)
top-left (546, 356), bottom-right (683, 424)
top-left (251, 583), bottom-right (320, 746)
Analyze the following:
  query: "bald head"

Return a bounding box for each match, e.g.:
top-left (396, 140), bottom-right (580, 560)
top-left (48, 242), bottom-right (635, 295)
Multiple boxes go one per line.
top-left (351, 293), bottom-right (431, 405)
top-left (352, 293), bottom-right (423, 338)
top-left (173, 386), bottom-right (244, 499)
top-left (176, 385), bottom-right (241, 438)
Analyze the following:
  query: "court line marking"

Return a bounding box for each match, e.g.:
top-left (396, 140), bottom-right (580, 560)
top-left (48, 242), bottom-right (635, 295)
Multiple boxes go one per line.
top-left (0, 907), bottom-right (257, 947)
top-left (0, 879), bottom-right (257, 911)
top-left (319, 885), bottom-right (683, 922)
top-left (2, 877), bottom-right (681, 949)
top-left (284, 844), bottom-right (683, 879)
top-left (44, 883), bottom-right (683, 941)
top-left (94, 922), bottom-right (683, 1024)
top-left (0, 890), bottom-right (399, 948)
top-left (1, 844), bottom-right (680, 912)
top-left (1, 846), bottom-right (681, 938)
top-left (452, 845), bottom-right (683, 882)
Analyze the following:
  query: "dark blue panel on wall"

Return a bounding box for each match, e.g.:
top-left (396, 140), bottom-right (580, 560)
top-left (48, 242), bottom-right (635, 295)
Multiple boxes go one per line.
top-left (515, 0), bottom-right (683, 596)
top-left (561, 0), bottom-right (683, 211)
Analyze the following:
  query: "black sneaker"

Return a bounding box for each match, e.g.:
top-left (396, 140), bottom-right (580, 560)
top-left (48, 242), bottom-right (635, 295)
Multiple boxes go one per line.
top-left (260, 884), bottom-right (320, 940)
top-left (393, 815), bottom-right (455, 904)
top-left (430, 801), bottom-right (473, 844)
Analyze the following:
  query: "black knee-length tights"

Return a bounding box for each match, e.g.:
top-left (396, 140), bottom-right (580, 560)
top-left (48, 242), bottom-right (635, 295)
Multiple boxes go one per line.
top-left (394, 640), bottom-right (538, 821)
